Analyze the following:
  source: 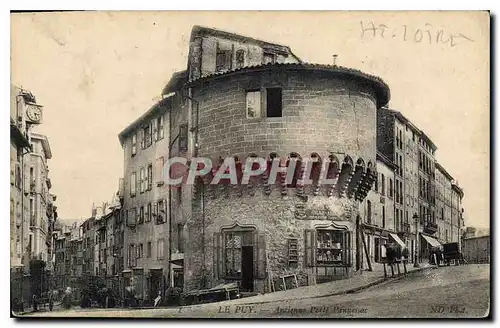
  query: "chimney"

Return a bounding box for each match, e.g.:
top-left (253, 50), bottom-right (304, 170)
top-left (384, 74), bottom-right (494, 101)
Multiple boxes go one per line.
top-left (333, 54), bottom-right (338, 67)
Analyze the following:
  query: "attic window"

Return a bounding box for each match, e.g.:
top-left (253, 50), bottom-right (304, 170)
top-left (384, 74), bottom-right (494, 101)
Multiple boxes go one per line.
top-left (216, 48), bottom-right (232, 72)
top-left (263, 52), bottom-right (276, 64)
top-left (236, 50), bottom-right (245, 69)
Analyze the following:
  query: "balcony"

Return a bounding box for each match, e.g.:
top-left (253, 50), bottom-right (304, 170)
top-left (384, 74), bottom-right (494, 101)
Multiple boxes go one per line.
top-left (424, 221), bottom-right (438, 234)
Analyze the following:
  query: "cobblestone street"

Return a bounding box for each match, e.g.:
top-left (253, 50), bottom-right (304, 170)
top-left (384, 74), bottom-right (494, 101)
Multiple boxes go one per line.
top-left (21, 264), bottom-right (489, 318)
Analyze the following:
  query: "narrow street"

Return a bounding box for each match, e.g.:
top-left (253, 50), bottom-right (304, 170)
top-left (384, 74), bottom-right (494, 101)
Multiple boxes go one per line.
top-left (22, 264), bottom-right (489, 319)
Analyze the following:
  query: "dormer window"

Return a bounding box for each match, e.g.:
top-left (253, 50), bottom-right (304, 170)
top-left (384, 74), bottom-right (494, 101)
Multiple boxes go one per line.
top-left (263, 52), bottom-right (276, 64)
top-left (236, 50), bottom-right (245, 69)
top-left (216, 46), bottom-right (232, 72)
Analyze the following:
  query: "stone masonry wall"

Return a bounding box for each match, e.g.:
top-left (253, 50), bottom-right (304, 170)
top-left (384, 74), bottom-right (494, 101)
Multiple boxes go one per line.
top-left (192, 69), bottom-right (378, 163)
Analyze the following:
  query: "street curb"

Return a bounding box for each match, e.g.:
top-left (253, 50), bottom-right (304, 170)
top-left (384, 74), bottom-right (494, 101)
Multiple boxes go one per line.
top-left (224, 265), bottom-right (440, 306)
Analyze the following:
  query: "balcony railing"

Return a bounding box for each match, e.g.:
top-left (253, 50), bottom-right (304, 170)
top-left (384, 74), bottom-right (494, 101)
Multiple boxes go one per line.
top-left (424, 221), bottom-right (438, 234)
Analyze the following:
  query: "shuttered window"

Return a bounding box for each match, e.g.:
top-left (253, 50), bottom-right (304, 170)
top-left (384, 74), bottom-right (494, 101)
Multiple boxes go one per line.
top-left (130, 172), bottom-right (136, 197)
top-left (304, 229), bottom-right (316, 267)
top-left (156, 157), bottom-right (165, 185)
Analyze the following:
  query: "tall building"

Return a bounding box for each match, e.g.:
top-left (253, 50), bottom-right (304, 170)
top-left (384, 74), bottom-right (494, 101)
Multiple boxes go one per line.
top-left (118, 93), bottom-right (172, 305)
top-left (11, 85), bottom-right (57, 309)
top-left (377, 108), bottom-right (465, 264)
top-left (26, 133), bottom-right (54, 264)
top-left (359, 152), bottom-right (399, 266)
top-left (435, 162), bottom-right (454, 243)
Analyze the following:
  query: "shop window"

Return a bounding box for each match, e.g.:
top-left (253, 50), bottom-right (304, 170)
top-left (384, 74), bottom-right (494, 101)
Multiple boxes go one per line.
top-left (266, 88), bottom-right (282, 117)
top-left (305, 229), bottom-right (351, 267)
top-left (246, 90), bottom-right (262, 118)
top-left (236, 50), bottom-right (245, 69)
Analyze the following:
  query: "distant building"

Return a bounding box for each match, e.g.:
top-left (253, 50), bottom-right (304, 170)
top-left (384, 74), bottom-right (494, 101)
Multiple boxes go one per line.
top-left (462, 235), bottom-right (490, 264)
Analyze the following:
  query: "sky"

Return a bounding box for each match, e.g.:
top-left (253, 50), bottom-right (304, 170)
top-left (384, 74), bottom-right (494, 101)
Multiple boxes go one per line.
top-left (10, 11), bottom-right (489, 228)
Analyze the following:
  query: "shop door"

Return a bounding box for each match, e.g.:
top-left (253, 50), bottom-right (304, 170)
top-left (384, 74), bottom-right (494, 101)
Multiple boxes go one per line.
top-left (374, 238), bottom-right (380, 263)
top-left (150, 271), bottom-right (162, 302)
top-left (241, 246), bottom-right (254, 292)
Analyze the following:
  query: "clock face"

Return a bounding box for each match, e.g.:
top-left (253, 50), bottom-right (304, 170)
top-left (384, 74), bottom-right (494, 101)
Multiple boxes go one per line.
top-left (26, 105), bottom-right (42, 123)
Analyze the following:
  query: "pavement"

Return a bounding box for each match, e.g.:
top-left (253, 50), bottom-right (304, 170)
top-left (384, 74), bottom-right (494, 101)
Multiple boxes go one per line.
top-left (214, 261), bottom-right (436, 306)
top-left (15, 261), bottom-right (468, 318)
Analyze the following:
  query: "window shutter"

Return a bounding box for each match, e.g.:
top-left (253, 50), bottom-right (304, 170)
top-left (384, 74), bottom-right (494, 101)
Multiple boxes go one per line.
top-left (213, 232), bottom-right (221, 280)
top-left (152, 119), bottom-right (158, 142)
top-left (342, 231), bottom-right (352, 266)
top-left (304, 229), bottom-right (316, 267)
top-left (156, 157), bottom-right (165, 185)
top-left (214, 232), bottom-right (223, 280)
top-left (257, 233), bottom-right (266, 279)
top-left (10, 162), bottom-right (15, 185)
top-left (23, 165), bottom-right (30, 194)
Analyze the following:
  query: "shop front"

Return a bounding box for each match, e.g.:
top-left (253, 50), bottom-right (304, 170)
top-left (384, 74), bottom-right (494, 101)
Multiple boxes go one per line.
top-left (305, 223), bottom-right (353, 284)
top-left (420, 233), bottom-right (443, 264)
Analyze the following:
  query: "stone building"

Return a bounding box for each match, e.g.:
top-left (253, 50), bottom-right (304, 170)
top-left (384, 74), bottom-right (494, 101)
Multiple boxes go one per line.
top-left (26, 133), bottom-right (54, 264)
top-left (10, 85), bottom-right (33, 274)
top-left (435, 162), bottom-right (454, 243)
top-left (451, 182), bottom-right (464, 246)
top-left (462, 235), bottom-right (490, 264)
top-left (118, 92), bottom-right (172, 305)
top-left (163, 26), bottom-right (389, 293)
top-left (11, 85), bottom-right (58, 309)
top-left (117, 26), bottom-right (389, 296)
top-left (358, 152), bottom-right (400, 266)
top-left (376, 109), bottom-right (420, 256)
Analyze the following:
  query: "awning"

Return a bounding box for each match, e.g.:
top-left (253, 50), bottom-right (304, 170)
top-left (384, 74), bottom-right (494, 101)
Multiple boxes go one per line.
top-left (169, 259), bottom-right (184, 267)
top-left (421, 234), bottom-right (442, 248)
top-left (389, 233), bottom-right (407, 249)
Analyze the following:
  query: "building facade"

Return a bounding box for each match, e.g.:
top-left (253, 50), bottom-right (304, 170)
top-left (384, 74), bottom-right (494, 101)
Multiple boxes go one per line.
top-left (462, 235), bottom-right (490, 264)
top-left (359, 152), bottom-right (398, 266)
top-left (118, 94), bottom-right (172, 305)
top-left (26, 133), bottom-right (54, 264)
top-left (377, 108), bottom-right (464, 264)
top-left (11, 85), bottom-right (58, 309)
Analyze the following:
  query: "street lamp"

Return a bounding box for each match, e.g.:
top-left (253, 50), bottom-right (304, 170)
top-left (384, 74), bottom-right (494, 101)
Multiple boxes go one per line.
top-left (413, 213), bottom-right (421, 268)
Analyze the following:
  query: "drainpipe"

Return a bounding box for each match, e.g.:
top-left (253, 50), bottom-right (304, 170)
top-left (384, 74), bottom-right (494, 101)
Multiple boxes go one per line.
top-left (185, 92), bottom-right (206, 288)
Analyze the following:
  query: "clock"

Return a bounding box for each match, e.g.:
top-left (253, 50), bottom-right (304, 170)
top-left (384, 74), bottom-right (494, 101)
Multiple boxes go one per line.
top-left (26, 105), bottom-right (42, 123)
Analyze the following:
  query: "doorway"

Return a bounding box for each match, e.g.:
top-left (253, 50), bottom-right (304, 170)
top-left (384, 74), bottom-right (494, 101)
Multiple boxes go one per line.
top-left (374, 237), bottom-right (380, 263)
top-left (241, 246), bottom-right (254, 292)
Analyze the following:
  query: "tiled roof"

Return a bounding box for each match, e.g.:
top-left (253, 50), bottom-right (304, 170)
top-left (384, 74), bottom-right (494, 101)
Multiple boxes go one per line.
top-left (186, 62), bottom-right (390, 107)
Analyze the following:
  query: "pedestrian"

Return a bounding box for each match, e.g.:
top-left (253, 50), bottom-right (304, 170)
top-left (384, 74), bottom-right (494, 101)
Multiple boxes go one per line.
top-left (154, 290), bottom-right (162, 307)
top-left (48, 291), bottom-right (54, 311)
top-left (32, 294), bottom-right (38, 312)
